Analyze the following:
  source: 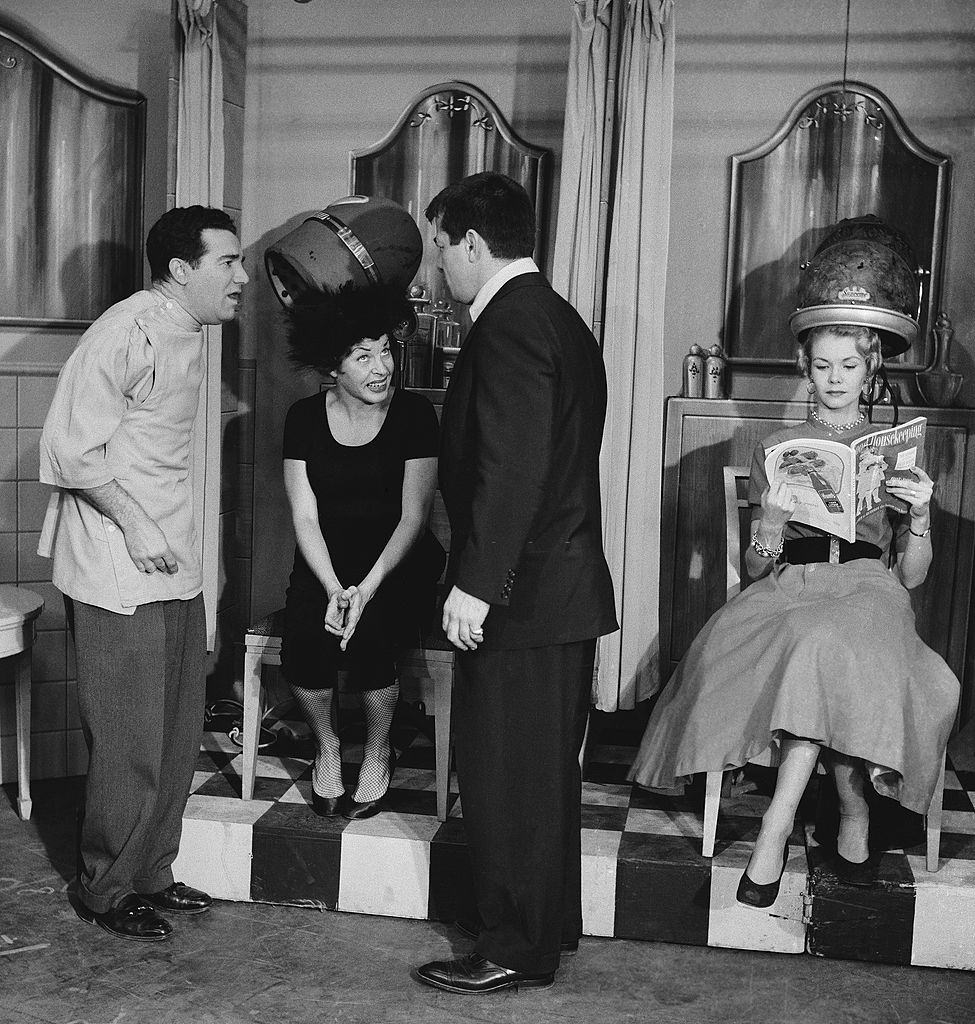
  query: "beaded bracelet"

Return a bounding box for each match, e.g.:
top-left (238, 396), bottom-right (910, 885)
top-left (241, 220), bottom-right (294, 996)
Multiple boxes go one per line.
top-left (750, 528), bottom-right (784, 559)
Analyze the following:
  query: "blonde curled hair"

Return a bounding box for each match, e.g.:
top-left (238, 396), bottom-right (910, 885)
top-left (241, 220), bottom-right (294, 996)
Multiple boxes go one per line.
top-left (796, 324), bottom-right (883, 379)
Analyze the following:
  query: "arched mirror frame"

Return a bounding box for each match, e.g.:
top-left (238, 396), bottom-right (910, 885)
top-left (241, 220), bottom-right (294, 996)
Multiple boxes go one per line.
top-left (723, 80), bottom-right (951, 371)
top-left (349, 80), bottom-right (549, 315)
top-left (0, 20), bottom-right (146, 329)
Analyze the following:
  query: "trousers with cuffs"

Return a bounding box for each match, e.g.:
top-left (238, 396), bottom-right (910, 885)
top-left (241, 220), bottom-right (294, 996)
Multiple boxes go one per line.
top-left (66, 593), bottom-right (206, 914)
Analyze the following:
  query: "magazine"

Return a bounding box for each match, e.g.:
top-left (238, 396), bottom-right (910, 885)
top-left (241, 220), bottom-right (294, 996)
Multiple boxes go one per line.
top-left (763, 416), bottom-right (927, 542)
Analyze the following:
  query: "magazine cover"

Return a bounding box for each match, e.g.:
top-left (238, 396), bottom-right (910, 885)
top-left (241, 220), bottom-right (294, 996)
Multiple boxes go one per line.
top-left (763, 417), bottom-right (927, 542)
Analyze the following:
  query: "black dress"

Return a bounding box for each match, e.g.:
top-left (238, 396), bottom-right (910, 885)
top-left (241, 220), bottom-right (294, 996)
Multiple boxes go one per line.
top-left (280, 387), bottom-right (442, 691)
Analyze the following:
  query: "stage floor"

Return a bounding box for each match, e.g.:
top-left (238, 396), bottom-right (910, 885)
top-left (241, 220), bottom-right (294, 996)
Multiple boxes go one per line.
top-left (173, 720), bottom-right (975, 972)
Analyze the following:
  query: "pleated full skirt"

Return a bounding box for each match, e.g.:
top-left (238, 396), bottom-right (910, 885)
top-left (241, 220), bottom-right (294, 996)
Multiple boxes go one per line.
top-left (628, 560), bottom-right (959, 814)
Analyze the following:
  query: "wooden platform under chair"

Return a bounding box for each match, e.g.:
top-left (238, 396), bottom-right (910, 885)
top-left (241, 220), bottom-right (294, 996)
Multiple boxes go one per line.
top-left (242, 608), bottom-right (455, 819)
top-left (173, 724), bottom-right (975, 970)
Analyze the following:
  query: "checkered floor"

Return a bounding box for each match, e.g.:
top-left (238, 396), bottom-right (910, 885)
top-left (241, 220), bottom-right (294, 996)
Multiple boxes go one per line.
top-left (173, 716), bottom-right (975, 971)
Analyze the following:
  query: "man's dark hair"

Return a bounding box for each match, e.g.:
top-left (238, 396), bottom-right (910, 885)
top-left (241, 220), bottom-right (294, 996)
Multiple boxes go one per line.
top-left (146, 206), bottom-right (238, 283)
top-left (424, 172), bottom-right (535, 260)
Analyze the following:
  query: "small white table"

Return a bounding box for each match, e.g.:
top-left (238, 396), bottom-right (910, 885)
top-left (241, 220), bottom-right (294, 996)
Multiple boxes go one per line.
top-left (0, 585), bottom-right (44, 820)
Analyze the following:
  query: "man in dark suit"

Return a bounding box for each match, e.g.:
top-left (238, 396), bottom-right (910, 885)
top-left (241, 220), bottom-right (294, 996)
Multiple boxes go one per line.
top-left (413, 173), bottom-right (618, 994)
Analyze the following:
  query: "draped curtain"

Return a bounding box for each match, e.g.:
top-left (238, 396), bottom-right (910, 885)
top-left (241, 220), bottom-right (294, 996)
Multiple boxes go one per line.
top-left (553, 0), bottom-right (675, 710)
top-left (175, 0), bottom-right (225, 649)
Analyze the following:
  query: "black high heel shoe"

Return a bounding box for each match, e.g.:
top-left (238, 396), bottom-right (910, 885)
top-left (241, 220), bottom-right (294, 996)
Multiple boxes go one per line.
top-left (830, 852), bottom-right (875, 887)
top-left (311, 792), bottom-right (344, 817)
top-left (343, 746), bottom-right (396, 820)
top-left (736, 842), bottom-right (789, 909)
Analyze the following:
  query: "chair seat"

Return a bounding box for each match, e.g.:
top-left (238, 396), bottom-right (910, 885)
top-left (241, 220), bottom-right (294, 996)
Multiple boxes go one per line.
top-left (244, 609), bottom-right (286, 639)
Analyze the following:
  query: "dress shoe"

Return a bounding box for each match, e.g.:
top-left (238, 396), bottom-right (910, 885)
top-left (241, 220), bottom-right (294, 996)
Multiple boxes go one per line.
top-left (736, 842), bottom-right (789, 909)
top-left (342, 795), bottom-right (384, 820)
top-left (413, 952), bottom-right (555, 994)
top-left (454, 918), bottom-right (579, 955)
top-left (143, 881), bottom-right (213, 915)
top-left (343, 747), bottom-right (395, 820)
top-left (830, 852), bottom-right (875, 887)
top-left (76, 892), bottom-right (173, 941)
top-left (312, 792), bottom-right (344, 817)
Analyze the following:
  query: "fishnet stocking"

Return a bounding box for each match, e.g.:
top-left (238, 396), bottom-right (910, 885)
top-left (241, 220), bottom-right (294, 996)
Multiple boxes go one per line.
top-left (354, 681), bottom-right (399, 802)
top-left (291, 684), bottom-right (344, 798)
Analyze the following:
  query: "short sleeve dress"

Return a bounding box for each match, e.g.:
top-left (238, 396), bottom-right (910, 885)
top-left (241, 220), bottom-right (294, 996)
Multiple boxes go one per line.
top-left (627, 415), bottom-right (959, 814)
top-left (280, 387), bottom-right (444, 691)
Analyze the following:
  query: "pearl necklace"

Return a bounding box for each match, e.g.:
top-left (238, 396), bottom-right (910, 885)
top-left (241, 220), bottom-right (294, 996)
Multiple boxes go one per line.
top-left (809, 407), bottom-right (866, 435)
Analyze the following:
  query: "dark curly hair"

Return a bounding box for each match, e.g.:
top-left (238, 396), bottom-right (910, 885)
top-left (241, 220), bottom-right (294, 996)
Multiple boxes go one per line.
top-left (425, 172), bottom-right (535, 259)
top-left (286, 282), bottom-right (413, 375)
top-left (146, 206), bottom-right (238, 283)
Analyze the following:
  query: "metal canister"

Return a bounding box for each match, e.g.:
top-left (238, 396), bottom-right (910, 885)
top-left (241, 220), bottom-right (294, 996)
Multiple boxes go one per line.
top-left (683, 345), bottom-right (705, 398)
top-left (704, 344), bottom-right (726, 399)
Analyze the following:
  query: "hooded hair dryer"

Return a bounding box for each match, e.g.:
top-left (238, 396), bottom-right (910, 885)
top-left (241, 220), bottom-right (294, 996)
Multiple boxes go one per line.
top-left (264, 195), bottom-right (423, 308)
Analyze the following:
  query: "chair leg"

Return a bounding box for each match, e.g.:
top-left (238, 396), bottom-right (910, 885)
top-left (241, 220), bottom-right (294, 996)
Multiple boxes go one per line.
top-left (926, 754), bottom-right (947, 872)
top-left (702, 770), bottom-right (723, 858)
top-left (434, 667), bottom-right (453, 822)
top-left (241, 647), bottom-right (265, 801)
top-left (14, 650), bottom-right (31, 821)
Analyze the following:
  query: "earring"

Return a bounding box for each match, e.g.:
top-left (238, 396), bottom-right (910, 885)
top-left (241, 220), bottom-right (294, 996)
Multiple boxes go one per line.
top-left (862, 377), bottom-right (874, 397)
top-left (806, 379), bottom-right (816, 395)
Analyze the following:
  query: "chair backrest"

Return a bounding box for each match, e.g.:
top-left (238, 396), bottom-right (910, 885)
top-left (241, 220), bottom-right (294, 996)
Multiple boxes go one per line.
top-left (723, 466), bottom-right (751, 602)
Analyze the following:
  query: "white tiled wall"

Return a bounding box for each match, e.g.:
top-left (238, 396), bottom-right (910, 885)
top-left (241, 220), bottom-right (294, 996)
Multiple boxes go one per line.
top-left (1, 0), bottom-right (252, 786)
top-left (0, 370), bottom-right (86, 784)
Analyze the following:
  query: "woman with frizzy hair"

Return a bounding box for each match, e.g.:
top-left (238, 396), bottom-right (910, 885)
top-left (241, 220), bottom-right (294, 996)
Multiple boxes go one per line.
top-left (280, 283), bottom-right (444, 820)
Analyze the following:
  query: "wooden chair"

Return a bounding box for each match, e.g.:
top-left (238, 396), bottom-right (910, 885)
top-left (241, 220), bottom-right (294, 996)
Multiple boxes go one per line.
top-left (701, 467), bottom-right (946, 872)
top-left (701, 467), bottom-right (758, 858)
top-left (241, 610), bottom-right (455, 820)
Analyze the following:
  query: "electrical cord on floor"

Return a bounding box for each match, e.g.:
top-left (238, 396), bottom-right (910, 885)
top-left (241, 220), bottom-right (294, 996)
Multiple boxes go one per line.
top-left (204, 698), bottom-right (302, 750)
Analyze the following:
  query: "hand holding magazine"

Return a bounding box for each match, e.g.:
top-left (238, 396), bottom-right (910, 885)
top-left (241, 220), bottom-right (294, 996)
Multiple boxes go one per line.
top-left (763, 417), bottom-right (927, 542)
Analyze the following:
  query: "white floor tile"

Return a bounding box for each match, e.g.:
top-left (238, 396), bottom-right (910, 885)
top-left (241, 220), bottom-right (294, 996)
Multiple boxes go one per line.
top-left (582, 829), bottom-right (622, 937)
top-left (911, 875), bottom-right (975, 969)
top-left (173, 815), bottom-right (254, 902)
top-left (707, 842), bottom-right (806, 954)
top-left (338, 832), bottom-right (430, 919)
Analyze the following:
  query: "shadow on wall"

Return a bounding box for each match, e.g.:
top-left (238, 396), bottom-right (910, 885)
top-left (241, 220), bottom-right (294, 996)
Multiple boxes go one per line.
top-left (246, 211), bottom-right (327, 624)
top-left (57, 241), bottom-right (139, 321)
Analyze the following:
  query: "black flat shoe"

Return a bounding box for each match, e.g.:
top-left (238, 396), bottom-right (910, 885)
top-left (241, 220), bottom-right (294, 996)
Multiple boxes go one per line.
top-left (736, 842), bottom-right (789, 909)
top-left (413, 953), bottom-right (555, 994)
top-left (143, 881), bottom-right (212, 915)
top-left (343, 746), bottom-right (395, 820)
top-left (76, 893), bottom-right (173, 941)
top-left (455, 918), bottom-right (579, 955)
top-left (311, 792), bottom-right (344, 817)
top-left (831, 852), bottom-right (875, 887)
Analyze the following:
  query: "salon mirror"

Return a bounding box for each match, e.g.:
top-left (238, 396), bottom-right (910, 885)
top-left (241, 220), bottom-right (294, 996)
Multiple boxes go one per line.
top-left (0, 21), bottom-right (145, 327)
top-left (349, 81), bottom-right (549, 318)
top-left (724, 80), bottom-right (950, 370)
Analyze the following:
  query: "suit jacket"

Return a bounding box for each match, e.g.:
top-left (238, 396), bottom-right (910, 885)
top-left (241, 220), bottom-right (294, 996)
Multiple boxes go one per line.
top-left (439, 272), bottom-right (618, 650)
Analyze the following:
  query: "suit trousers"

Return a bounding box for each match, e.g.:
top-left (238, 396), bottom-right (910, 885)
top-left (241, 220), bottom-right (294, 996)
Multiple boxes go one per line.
top-left (453, 638), bottom-right (595, 975)
top-left (66, 594), bottom-right (206, 913)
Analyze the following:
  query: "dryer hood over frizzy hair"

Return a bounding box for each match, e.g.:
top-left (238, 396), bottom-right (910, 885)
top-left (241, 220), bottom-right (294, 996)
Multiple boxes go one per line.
top-left (264, 195), bottom-right (423, 309)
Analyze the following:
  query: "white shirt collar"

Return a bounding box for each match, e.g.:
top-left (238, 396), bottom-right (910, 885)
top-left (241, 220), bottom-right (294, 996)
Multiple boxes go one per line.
top-left (469, 257), bottom-right (539, 323)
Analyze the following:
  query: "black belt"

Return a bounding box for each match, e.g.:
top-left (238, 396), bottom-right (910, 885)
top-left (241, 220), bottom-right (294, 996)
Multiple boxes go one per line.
top-left (784, 538), bottom-right (882, 565)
